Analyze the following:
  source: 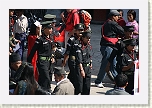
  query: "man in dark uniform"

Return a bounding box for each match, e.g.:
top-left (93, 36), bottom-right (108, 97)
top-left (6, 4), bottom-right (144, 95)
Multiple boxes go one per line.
top-left (74, 31), bottom-right (92, 95)
top-left (105, 25), bottom-right (135, 81)
top-left (116, 38), bottom-right (138, 95)
top-left (95, 10), bottom-right (125, 88)
top-left (42, 14), bottom-right (59, 84)
top-left (27, 23), bottom-right (55, 92)
top-left (61, 23), bottom-right (84, 90)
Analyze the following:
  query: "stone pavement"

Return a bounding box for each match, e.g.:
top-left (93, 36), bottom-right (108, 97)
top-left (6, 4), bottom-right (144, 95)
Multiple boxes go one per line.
top-left (23, 23), bottom-right (115, 95)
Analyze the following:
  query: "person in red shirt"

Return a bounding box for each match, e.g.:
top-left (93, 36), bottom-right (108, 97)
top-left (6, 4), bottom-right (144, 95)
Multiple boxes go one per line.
top-left (117, 9), bottom-right (126, 27)
top-left (27, 21), bottom-right (42, 81)
top-left (61, 9), bottom-right (80, 48)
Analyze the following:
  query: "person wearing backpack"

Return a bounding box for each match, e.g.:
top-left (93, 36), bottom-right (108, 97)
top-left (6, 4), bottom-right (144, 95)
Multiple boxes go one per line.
top-left (61, 9), bottom-right (80, 49)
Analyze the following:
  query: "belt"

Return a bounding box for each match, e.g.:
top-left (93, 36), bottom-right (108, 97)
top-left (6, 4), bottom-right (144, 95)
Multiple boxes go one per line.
top-left (70, 56), bottom-right (76, 60)
top-left (39, 56), bottom-right (51, 61)
top-left (122, 71), bottom-right (134, 75)
top-left (83, 63), bottom-right (90, 67)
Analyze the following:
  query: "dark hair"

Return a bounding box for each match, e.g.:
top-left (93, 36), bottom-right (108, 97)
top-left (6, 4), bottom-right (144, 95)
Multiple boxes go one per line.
top-left (127, 9), bottom-right (136, 20)
top-left (114, 74), bottom-right (128, 87)
top-left (29, 23), bottom-right (37, 35)
top-left (117, 9), bottom-right (123, 16)
top-left (19, 63), bottom-right (37, 95)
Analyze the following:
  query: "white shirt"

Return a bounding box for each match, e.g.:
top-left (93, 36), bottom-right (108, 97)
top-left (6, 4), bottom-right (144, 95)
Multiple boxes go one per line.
top-left (13, 14), bottom-right (28, 34)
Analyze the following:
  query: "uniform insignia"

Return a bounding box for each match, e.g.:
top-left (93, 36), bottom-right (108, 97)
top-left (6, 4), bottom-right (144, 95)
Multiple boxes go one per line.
top-left (74, 43), bottom-right (78, 46)
top-left (76, 50), bottom-right (81, 53)
top-left (43, 42), bottom-right (48, 44)
top-left (83, 53), bottom-right (86, 55)
top-left (67, 43), bottom-right (71, 46)
top-left (128, 59), bottom-right (132, 61)
top-left (121, 53), bottom-right (124, 56)
top-left (35, 41), bottom-right (39, 44)
top-left (70, 37), bottom-right (74, 41)
top-left (78, 44), bottom-right (82, 47)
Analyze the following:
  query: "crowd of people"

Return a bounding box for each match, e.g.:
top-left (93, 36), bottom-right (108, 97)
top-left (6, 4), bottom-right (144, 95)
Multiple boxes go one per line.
top-left (9, 9), bottom-right (139, 95)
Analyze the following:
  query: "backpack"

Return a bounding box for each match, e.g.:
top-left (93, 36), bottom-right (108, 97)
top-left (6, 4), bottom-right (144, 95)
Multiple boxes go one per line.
top-left (73, 10), bottom-right (92, 31)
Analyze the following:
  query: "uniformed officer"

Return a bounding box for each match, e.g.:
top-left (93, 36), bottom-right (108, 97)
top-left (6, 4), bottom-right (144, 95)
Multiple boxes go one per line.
top-left (74, 31), bottom-right (92, 95)
top-left (61, 23), bottom-right (84, 90)
top-left (42, 14), bottom-right (58, 84)
top-left (27, 22), bottom-right (55, 92)
top-left (105, 25), bottom-right (135, 81)
top-left (115, 38), bottom-right (138, 95)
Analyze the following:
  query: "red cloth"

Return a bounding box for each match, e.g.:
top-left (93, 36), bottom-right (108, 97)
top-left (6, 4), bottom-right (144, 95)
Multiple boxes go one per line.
top-left (27, 35), bottom-right (39, 81)
top-left (54, 26), bottom-right (65, 42)
top-left (117, 18), bottom-right (126, 27)
top-left (65, 9), bottom-right (80, 31)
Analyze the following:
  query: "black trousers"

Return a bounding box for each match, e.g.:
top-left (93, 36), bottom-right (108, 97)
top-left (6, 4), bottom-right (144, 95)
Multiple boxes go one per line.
top-left (75, 65), bottom-right (91, 95)
top-left (37, 59), bottom-right (51, 92)
top-left (67, 58), bottom-right (77, 89)
top-left (125, 74), bottom-right (134, 95)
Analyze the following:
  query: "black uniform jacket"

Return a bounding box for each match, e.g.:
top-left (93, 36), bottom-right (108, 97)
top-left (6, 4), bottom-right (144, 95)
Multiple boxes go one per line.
top-left (27, 34), bottom-right (54, 63)
top-left (75, 42), bottom-right (92, 65)
top-left (65, 34), bottom-right (80, 56)
top-left (116, 48), bottom-right (137, 73)
top-left (100, 20), bottom-right (124, 47)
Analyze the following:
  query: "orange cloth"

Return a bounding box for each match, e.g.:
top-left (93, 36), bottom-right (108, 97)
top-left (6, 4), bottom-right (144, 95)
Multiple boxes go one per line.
top-left (54, 26), bottom-right (65, 42)
top-left (27, 35), bottom-right (39, 81)
top-left (65, 9), bottom-right (80, 31)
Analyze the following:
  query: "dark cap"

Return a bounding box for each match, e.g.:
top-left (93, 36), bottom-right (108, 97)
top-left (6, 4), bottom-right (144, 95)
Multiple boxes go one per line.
top-left (10, 53), bottom-right (21, 63)
top-left (10, 9), bottom-right (15, 11)
top-left (81, 31), bottom-right (92, 38)
top-left (74, 23), bottom-right (84, 30)
top-left (108, 10), bottom-right (120, 17)
top-left (53, 67), bottom-right (67, 75)
top-left (123, 38), bottom-right (137, 46)
top-left (123, 26), bottom-right (134, 32)
top-left (44, 14), bottom-right (56, 22)
top-left (44, 14), bottom-right (56, 19)
top-left (41, 21), bottom-right (53, 29)
top-left (15, 9), bottom-right (24, 12)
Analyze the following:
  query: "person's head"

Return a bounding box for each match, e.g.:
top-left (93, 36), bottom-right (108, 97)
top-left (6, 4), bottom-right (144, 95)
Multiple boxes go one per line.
top-left (80, 31), bottom-right (91, 45)
top-left (9, 9), bottom-right (14, 16)
top-left (10, 53), bottom-right (22, 71)
top-left (29, 21), bottom-right (42, 36)
top-left (19, 63), bottom-right (35, 81)
top-left (53, 67), bottom-right (67, 83)
top-left (44, 14), bottom-right (56, 27)
top-left (117, 9), bottom-right (123, 19)
top-left (123, 26), bottom-right (134, 39)
top-left (17, 62), bottom-right (37, 94)
top-left (127, 9), bottom-right (136, 22)
top-left (66, 9), bottom-right (73, 13)
top-left (74, 23), bottom-right (84, 37)
top-left (108, 10), bottom-right (120, 22)
top-left (124, 38), bottom-right (137, 52)
top-left (114, 74), bottom-right (128, 88)
top-left (15, 9), bottom-right (24, 17)
top-left (42, 23), bottom-right (53, 36)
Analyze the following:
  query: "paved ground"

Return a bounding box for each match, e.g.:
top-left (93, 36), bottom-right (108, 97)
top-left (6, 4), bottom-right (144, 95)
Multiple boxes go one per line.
top-left (23, 23), bottom-right (115, 95)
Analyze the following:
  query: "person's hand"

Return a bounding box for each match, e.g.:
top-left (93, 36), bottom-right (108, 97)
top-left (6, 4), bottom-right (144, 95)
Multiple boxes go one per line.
top-left (61, 61), bottom-right (66, 67)
top-left (80, 69), bottom-right (85, 78)
top-left (60, 12), bottom-right (64, 18)
top-left (90, 64), bottom-right (92, 69)
top-left (51, 58), bottom-right (55, 63)
top-left (14, 38), bottom-right (21, 43)
top-left (105, 62), bottom-right (110, 73)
